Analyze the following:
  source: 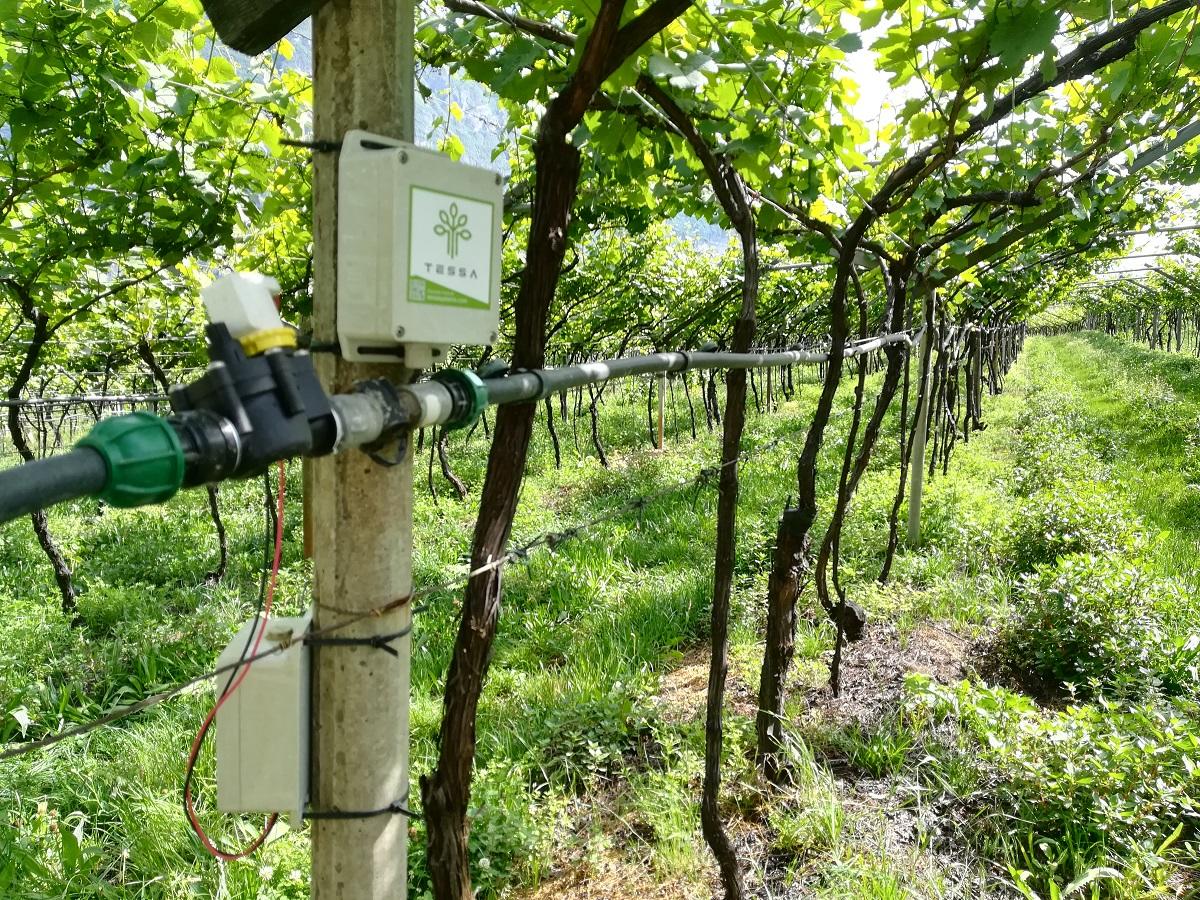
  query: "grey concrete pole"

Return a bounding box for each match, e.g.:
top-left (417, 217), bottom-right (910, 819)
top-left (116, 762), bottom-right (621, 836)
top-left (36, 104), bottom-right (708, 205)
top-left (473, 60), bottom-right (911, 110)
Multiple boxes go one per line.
top-left (310, 0), bottom-right (414, 896)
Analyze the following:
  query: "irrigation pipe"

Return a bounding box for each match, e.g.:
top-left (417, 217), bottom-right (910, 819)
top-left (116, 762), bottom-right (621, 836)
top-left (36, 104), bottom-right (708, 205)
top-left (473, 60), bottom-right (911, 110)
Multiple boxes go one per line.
top-left (0, 328), bottom-right (923, 524)
top-left (398, 328), bottom-right (922, 431)
top-left (0, 449), bottom-right (109, 523)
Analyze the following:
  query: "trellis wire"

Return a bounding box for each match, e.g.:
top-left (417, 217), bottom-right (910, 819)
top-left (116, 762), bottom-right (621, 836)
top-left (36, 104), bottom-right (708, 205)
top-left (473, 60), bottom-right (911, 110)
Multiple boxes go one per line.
top-left (0, 325), bottom-right (928, 760)
top-left (0, 421), bottom-right (814, 763)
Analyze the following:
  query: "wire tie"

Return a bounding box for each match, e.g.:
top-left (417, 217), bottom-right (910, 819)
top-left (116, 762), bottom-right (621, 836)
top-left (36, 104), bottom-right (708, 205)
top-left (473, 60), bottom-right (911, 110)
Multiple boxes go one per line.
top-left (380, 592), bottom-right (415, 613)
top-left (306, 623), bottom-right (414, 658)
top-left (316, 592), bottom-right (412, 619)
top-left (281, 137), bottom-right (343, 153)
top-left (304, 792), bottom-right (422, 820)
top-left (314, 600), bottom-right (359, 616)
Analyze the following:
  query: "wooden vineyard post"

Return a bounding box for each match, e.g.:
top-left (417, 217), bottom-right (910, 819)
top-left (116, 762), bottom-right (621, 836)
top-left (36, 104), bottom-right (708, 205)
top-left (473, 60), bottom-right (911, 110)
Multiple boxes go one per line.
top-left (907, 293), bottom-right (934, 547)
top-left (309, 1), bottom-right (415, 897)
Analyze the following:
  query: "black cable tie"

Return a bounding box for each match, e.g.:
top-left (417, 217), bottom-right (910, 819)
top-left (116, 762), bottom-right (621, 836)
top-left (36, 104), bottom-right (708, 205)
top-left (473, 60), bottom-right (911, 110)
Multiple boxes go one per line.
top-left (306, 623), bottom-right (414, 658)
top-left (304, 793), bottom-right (422, 821)
top-left (366, 434), bottom-right (409, 468)
top-left (305, 341), bottom-right (342, 355)
top-left (281, 138), bottom-right (343, 153)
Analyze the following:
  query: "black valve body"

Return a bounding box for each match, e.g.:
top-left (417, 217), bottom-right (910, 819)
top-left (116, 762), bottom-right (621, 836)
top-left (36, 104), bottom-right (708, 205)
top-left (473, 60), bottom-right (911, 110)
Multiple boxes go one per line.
top-left (169, 324), bottom-right (336, 484)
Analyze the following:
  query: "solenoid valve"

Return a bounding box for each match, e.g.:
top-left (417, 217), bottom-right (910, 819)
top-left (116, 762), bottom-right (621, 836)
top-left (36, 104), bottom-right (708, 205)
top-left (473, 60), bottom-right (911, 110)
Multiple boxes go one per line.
top-left (168, 274), bottom-right (338, 485)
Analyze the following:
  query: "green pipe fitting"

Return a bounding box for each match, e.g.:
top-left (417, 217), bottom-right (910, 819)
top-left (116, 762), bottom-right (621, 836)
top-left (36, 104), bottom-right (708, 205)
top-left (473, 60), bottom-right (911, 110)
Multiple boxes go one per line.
top-left (433, 369), bottom-right (488, 431)
top-left (77, 412), bottom-right (185, 508)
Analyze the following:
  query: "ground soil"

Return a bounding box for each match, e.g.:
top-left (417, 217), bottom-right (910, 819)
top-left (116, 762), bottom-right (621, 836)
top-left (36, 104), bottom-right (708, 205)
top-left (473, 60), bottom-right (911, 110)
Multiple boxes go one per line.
top-left (804, 620), bottom-right (974, 728)
top-left (511, 618), bottom-right (1005, 899)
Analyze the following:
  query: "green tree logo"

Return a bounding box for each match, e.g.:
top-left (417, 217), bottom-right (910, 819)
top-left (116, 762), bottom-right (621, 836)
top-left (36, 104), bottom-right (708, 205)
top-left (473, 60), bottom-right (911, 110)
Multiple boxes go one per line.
top-left (434, 202), bottom-right (472, 258)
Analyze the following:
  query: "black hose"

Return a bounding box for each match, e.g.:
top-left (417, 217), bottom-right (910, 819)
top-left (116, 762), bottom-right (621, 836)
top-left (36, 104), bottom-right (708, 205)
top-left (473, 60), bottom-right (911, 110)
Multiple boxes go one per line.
top-left (0, 448), bottom-right (109, 525)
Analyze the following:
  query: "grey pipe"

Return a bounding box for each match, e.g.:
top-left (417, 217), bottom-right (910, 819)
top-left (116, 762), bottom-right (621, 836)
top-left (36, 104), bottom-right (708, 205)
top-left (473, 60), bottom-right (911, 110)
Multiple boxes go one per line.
top-left (333, 329), bottom-right (920, 448)
top-left (429, 329), bottom-right (917, 430)
top-left (485, 332), bottom-right (916, 408)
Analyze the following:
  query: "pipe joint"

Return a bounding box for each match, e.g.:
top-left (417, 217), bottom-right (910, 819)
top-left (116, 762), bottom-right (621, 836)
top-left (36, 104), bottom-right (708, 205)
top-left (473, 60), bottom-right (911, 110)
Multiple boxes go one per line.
top-left (509, 367), bottom-right (549, 402)
top-left (431, 369), bottom-right (488, 430)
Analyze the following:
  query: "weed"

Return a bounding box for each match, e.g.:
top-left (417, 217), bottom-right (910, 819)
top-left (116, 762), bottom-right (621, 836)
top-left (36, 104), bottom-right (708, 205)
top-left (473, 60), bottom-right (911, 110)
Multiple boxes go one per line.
top-left (1006, 486), bottom-right (1136, 574)
top-left (909, 675), bottom-right (1200, 894)
top-left (1000, 553), bottom-right (1199, 700)
top-left (769, 794), bottom-right (846, 857)
top-left (824, 718), bottom-right (915, 779)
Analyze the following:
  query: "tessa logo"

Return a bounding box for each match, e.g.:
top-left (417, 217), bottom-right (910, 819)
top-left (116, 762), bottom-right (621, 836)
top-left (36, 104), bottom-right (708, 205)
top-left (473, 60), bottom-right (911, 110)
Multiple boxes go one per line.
top-left (423, 262), bottom-right (479, 279)
top-left (434, 203), bottom-right (472, 258)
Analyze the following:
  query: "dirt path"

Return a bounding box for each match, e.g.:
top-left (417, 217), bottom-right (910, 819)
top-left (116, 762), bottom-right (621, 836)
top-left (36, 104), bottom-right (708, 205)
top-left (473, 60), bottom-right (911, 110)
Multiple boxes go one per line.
top-left (510, 620), bottom-right (994, 899)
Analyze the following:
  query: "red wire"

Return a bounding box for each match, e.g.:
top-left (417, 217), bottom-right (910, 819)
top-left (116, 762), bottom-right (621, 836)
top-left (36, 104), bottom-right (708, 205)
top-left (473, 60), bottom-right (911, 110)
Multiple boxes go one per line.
top-left (185, 459), bottom-right (287, 861)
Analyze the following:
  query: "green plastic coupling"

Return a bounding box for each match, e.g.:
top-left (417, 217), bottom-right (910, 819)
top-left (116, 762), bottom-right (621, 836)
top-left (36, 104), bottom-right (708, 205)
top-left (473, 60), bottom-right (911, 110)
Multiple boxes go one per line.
top-left (77, 412), bottom-right (185, 508)
top-left (433, 369), bottom-right (488, 431)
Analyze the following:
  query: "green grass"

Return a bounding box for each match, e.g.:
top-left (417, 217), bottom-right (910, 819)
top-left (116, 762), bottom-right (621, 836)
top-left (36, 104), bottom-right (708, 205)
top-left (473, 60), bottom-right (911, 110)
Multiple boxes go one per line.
top-left (4, 335), bottom-right (1198, 898)
top-left (2, 367), bottom-right (878, 897)
top-left (892, 333), bottom-right (1200, 898)
top-left (1031, 332), bottom-right (1200, 583)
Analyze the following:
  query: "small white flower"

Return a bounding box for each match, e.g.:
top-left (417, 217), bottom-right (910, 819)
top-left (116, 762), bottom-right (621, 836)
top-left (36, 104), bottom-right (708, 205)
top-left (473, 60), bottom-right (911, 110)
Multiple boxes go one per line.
top-left (259, 865), bottom-right (275, 881)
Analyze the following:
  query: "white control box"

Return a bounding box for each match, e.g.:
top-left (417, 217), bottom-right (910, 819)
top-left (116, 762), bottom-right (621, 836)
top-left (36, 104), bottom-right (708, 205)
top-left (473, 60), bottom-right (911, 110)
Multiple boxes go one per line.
top-left (337, 131), bottom-right (504, 368)
top-left (216, 614), bottom-right (311, 824)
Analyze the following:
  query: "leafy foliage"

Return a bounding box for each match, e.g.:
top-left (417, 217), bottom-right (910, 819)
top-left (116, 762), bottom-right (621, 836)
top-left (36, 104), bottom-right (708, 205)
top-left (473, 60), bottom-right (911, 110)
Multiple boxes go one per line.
top-left (1001, 553), bottom-right (1199, 699)
top-left (0, 0), bottom-right (311, 394)
top-left (523, 685), bottom-right (655, 791)
top-left (911, 676), bottom-right (1200, 892)
top-left (1006, 487), bottom-right (1136, 573)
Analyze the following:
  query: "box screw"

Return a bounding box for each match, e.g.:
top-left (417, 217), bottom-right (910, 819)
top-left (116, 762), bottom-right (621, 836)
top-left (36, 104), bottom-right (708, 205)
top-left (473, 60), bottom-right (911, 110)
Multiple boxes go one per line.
top-left (395, 326), bottom-right (406, 338)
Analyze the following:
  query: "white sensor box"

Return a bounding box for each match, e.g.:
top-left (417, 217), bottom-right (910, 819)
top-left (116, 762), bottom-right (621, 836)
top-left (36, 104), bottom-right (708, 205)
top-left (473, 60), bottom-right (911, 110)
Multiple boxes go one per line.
top-left (337, 130), bottom-right (504, 368)
top-left (216, 613), bottom-right (311, 824)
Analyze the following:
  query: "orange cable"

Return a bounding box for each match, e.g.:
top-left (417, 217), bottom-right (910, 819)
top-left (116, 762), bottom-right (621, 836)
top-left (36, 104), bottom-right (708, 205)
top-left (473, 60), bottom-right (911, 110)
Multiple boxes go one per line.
top-left (184, 459), bottom-right (286, 861)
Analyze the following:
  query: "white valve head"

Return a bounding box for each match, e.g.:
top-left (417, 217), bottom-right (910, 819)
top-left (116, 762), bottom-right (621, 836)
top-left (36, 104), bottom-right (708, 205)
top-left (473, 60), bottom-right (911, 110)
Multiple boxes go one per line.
top-left (202, 272), bottom-right (284, 340)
